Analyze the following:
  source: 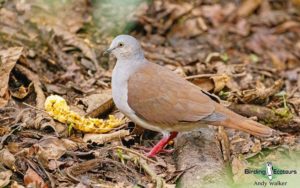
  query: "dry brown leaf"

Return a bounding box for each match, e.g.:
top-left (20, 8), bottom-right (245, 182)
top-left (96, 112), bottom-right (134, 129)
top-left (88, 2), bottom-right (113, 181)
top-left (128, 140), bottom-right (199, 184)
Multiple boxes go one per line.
top-left (61, 138), bottom-right (80, 151)
top-left (237, 0), bottom-right (262, 17)
top-left (187, 74), bottom-right (230, 93)
top-left (230, 18), bottom-right (250, 36)
top-left (0, 47), bottom-right (23, 107)
top-left (10, 181), bottom-right (25, 188)
top-left (0, 170), bottom-right (12, 187)
top-left (28, 0), bottom-right (89, 33)
top-left (52, 26), bottom-right (97, 64)
top-left (188, 76), bottom-right (215, 92)
top-left (268, 51), bottom-right (285, 71)
top-left (24, 168), bottom-right (48, 188)
top-left (10, 82), bottom-right (34, 99)
top-left (15, 64), bottom-right (45, 109)
top-left (35, 137), bottom-right (66, 169)
top-left (27, 1), bottom-right (96, 64)
top-left (138, 1), bottom-right (190, 35)
top-left (291, 0), bottom-right (300, 7)
top-left (240, 79), bottom-right (283, 103)
top-left (211, 74), bottom-right (230, 92)
top-left (251, 139), bottom-right (262, 153)
top-left (258, 10), bottom-right (289, 27)
top-left (202, 4), bottom-right (224, 27)
top-left (274, 20), bottom-right (300, 34)
top-left (37, 137), bottom-right (66, 160)
top-left (0, 8), bottom-right (19, 35)
top-left (0, 149), bottom-right (16, 171)
top-left (168, 17), bottom-right (205, 38)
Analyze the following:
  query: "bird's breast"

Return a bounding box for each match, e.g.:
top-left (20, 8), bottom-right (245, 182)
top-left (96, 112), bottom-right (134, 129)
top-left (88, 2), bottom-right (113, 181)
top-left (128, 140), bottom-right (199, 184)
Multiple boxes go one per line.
top-left (112, 69), bottom-right (132, 115)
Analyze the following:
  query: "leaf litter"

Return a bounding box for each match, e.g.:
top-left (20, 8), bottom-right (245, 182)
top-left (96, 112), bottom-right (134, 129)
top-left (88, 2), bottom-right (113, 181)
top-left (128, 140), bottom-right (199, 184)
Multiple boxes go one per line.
top-left (0, 0), bottom-right (300, 187)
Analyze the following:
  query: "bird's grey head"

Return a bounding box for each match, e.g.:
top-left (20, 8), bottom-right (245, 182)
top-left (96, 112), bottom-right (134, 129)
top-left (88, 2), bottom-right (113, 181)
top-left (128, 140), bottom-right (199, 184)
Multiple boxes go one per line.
top-left (106, 35), bottom-right (144, 60)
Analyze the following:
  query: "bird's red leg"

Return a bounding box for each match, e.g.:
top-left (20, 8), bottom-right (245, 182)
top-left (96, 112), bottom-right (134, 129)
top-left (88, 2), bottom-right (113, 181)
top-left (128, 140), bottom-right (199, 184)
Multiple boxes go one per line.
top-left (146, 132), bottom-right (178, 157)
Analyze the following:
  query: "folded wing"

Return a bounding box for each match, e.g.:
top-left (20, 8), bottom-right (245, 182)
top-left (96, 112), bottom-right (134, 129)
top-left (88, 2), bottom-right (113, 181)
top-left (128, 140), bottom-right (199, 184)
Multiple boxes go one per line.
top-left (127, 62), bottom-right (217, 125)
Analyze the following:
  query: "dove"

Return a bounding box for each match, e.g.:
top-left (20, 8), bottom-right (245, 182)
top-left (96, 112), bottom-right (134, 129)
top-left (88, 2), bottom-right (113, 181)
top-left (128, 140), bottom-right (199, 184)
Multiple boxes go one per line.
top-left (107, 35), bottom-right (273, 157)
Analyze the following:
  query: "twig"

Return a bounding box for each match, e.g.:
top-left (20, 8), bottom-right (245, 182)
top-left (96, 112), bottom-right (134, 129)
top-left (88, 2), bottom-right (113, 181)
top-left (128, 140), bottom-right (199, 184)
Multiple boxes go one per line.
top-left (217, 126), bottom-right (230, 161)
top-left (122, 154), bottom-right (165, 188)
top-left (0, 124), bottom-right (22, 149)
top-left (138, 157), bottom-right (164, 188)
top-left (22, 102), bottom-right (47, 113)
top-left (115, 146), bottom-right (157, 164)
top-left (35, 157), bottom-right (55, 188)
top-left (83, 130), bottom-right (130, 144)
top-left (185, 74), bottom-right (215, 80)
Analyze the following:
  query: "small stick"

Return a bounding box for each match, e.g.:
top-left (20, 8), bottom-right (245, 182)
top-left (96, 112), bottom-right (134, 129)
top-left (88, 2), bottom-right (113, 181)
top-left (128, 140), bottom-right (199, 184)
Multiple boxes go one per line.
top-left (22, 102), bottom-right (47, 113)
top-left (115, 146), bottom-right (157, 164)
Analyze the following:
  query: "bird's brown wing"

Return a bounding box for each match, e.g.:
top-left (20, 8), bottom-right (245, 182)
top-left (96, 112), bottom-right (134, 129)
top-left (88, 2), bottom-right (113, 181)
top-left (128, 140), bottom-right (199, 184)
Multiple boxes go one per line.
top-left (127, 62), bottom-right (215, 125)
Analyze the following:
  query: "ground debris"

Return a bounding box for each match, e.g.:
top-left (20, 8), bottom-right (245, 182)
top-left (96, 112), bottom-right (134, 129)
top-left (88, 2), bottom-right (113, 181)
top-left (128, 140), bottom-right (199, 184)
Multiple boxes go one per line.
top-left (0, 0), bottom-right (299, 187)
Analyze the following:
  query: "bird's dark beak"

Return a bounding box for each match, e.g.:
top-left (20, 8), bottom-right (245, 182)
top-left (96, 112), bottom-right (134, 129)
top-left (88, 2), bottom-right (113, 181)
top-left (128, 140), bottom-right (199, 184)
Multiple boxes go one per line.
top-left (103, 48), bottom-right (112, 55)
top-left (103, 46), bottom-right (116, 55)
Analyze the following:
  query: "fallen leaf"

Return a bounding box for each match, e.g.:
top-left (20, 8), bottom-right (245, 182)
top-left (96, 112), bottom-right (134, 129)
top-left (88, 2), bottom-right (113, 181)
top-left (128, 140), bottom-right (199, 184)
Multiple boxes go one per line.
top-left (259, 10), bottom-right (289, 27)
top-left (10, 181), bottom-right (25, 188)
top-left (211, 74), bottom-right (230, 92)
top-left (291, 0), bottom-right (300, 7)
top-left (0, 170), bottom-right (12, 187)
top-left (251, 139), bottom-right (262, 153)
top-left (52, 26), bottom-right (97, 64)
top-left (202, 4), bottom-right (224, 27)
top-left (168, 17), bottom-right (205, 38)
top-left (188, 76), bottom-right (215, 92)
top-left (240, 79), bottom-right (283, 103)
top-left (0, 47), bottom-right (23, 107)
top-left (187, 74), bottom-right (230, 93)
top-left (35, 137), bottom-right (67, 170)
top-left (36, 137), bottom-right (67, 162)
top-left (230, 18), bottom-right (250, 36)
top-left (10, 82), bottom-right (34, 99)
top-left (0, 149), bottom-right (16, 171)
top-left (268, 51), bottom-right (285, 71)
top-left (237, 0), bottom-right (262, 17)
top-left (24, 168), bottom-right (48, 188)
top-left (274, 20), bottom-right (300, 34)
top-left (61, 138), bottom-right (80, 151)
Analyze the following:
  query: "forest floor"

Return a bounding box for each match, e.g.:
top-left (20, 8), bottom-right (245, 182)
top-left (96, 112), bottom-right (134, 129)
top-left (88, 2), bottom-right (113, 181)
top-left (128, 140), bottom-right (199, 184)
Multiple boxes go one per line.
top-left (0, 0), bottom-right (300, 187)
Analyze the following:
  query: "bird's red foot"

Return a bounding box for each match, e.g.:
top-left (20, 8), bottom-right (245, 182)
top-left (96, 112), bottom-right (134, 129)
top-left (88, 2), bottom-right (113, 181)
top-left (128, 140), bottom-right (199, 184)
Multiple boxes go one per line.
top-left (136, 146), bottom-right (174, 154)
top-left (145, 132), bottom-right (178, 157)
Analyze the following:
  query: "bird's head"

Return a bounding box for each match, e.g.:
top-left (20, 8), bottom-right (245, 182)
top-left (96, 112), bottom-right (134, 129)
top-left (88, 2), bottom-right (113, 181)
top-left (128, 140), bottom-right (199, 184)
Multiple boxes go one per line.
top-left (105, 35), bottom-right (144, 60)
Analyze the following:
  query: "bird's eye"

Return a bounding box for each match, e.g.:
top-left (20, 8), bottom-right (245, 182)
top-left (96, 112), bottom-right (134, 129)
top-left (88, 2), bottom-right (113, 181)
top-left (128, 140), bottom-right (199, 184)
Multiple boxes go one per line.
top-left (118, 42), bottom-right (124, 47)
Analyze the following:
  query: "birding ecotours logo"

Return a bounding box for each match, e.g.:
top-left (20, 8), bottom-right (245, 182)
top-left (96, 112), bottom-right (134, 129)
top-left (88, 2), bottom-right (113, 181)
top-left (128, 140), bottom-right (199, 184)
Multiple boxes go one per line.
top-left (244, 161), bottom-right (297, 186)
top-left (266, 162), bottom-right (273, 180)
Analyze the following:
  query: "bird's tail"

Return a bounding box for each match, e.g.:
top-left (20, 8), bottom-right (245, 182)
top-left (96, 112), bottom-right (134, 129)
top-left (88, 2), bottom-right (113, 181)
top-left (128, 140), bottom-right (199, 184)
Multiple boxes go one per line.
top-left (212, 102), bottom-right (274, 137)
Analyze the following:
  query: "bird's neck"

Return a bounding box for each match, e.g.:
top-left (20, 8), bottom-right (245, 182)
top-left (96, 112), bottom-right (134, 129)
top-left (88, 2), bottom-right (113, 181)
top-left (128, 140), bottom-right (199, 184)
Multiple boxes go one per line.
top-left (113, 56), bottom-right (148, 81)
top-left (133, 49), bottom-right (145, 60)
top-left (117, 49), bottom-right (145, 62)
